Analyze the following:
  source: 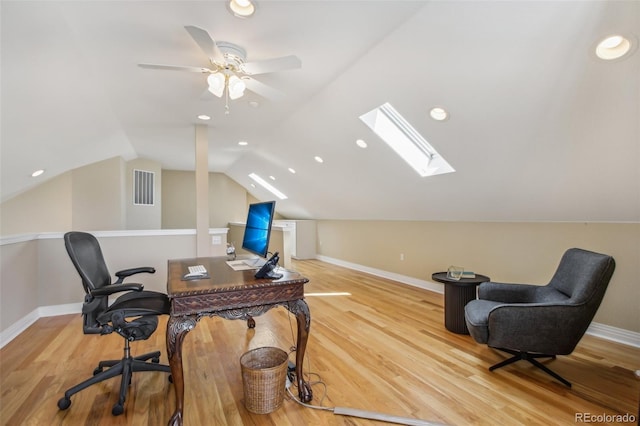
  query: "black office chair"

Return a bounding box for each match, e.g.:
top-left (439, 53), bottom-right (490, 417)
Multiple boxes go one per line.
top-left (57, 231), bottom-right (171, 416)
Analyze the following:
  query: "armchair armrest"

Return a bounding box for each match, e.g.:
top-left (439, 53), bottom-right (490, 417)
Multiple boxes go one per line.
top-left (479, 281), bottom-right (541, 303)
top-left (487, 303), bottom-right (587, 355)
top-left (90, 283), bottom-right (144, 297)
top-left (114, 266), bottom-right (155, 284)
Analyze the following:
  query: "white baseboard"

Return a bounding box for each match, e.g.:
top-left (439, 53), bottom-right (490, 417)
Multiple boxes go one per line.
top-left (0, 303), bottom-right (82, 349)
top-left (39, 302), bottom-right (83, 317)
top-left (586, 322), bottom-right (640, 348)
top-left (315, 255), bottom-right (640, 348)
top-left (0, 309), bottom-right (40, 349)
top-left (315, 254), bottom-right (445, 294)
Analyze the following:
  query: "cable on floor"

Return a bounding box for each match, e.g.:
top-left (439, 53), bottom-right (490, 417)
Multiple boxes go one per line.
top-left (283, 308), bottom-right (446, 426)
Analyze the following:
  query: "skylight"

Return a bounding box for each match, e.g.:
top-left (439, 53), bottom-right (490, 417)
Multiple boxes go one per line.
top-left (360, 103), bottom-right (454, 177)
top-left (249, 173), bottom-right (287, 199)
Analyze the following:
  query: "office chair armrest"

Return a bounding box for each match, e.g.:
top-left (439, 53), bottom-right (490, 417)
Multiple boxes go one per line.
top-left (114, 267), bottom-right (156, 284)
top-left (90, 283), bottom-right (144, 296)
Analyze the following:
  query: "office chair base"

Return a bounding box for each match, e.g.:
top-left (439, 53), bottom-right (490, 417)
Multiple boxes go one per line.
top-left (57, 347), bottom-right (171, 415)
top-left (489, 347), bottom-right (572, 388)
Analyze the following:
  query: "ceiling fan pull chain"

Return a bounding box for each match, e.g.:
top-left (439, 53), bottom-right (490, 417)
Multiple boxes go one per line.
top-left (225, 77), bottom-right (231, 115)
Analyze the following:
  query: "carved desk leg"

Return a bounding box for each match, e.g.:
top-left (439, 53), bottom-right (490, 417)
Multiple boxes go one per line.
top-left (287, 299), bottom-right (313, 403)
top-left (166, 315), bottom-right (197, 426)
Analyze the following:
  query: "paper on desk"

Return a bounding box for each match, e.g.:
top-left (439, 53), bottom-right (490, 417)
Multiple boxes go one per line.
top-left (226, 260), bottom-right (256, 271)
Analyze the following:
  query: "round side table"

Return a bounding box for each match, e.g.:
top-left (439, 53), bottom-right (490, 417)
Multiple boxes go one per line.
top-left (432, 272), bottom-right (490, 334)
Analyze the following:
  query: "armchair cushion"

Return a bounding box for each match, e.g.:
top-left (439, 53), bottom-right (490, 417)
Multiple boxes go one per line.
top-left (464, 300), bottom-right (502, 343)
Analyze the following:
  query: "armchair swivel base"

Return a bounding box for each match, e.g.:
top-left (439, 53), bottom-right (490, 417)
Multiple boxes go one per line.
top-left (57, 338), bottom-right (171, 416)
top-left (489, 348), bottom-right (570, 388)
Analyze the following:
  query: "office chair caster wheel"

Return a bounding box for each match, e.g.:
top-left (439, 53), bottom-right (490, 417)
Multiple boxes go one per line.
top-left (93, 367), bottom-right (103, 375)
top-left (151, 357), bottom-right (159, 363)
top-left (57, 396), bottom-right (71, 410)
top-left (112, 403), bottom-right (124, 416)
top-left (168, 375), bottom-right (173, 383)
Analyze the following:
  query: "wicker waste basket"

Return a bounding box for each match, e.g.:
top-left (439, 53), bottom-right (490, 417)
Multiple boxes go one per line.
top-left (240, 347), bottom-right (289, 414)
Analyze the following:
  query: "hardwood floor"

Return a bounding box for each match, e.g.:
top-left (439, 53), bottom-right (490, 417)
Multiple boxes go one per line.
top-left (1, 259), bottom-right (638, 425)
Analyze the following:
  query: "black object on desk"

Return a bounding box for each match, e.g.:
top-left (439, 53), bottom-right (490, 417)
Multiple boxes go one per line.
top-left (432, 272), bottom-right (490, 334)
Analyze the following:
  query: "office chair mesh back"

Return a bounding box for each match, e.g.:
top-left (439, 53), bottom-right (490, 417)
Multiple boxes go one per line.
top-left (64, 232), bottom-right (112, 332)
top-left (65, 231), bottom-right (112, 292)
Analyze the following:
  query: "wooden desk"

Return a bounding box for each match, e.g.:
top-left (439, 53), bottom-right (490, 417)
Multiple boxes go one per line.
top-left (166, 257), bottom-right (313, 426)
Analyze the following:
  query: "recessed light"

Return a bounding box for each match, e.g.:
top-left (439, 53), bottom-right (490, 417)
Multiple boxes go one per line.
top-left (429, 107), bottom-right (449, 121)
top-left (238, 141), bottom-right (248, 146)
top-left (356, 139), bottom-right (367, 148)
top-left (288, 168), bottom-right (296, 174)
top-left (595, 34), bottom-right (632, 60)
top-left (314, 156), bottom-right (324, 163)
top-left (31, 169), bottom-right (45, 177)
top-left (248, 101), bottom-right (260, 108)
top-left (227, 0), bottom-right (256, 18)
top-left (197, 114), bottom-right (211, 120)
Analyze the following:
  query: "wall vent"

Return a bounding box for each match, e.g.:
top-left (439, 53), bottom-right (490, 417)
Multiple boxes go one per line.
top-left (133, 169), bottom-right (154, 206)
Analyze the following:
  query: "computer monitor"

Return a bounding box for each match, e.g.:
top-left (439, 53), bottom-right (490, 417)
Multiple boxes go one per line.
top-left (241, 201), bottom-right (276, 258)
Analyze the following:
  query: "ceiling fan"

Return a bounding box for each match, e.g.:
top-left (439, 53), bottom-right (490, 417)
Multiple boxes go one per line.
top-left (138, 25), bottom-right (301, 112)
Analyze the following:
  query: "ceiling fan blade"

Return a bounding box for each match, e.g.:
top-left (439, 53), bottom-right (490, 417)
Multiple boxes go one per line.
top-left (138, 63), bottom-right (212, 73)
top-left (184, 25), bottom-right (225, 65)
top-left (242, 55), bottom-right (301, 75)
top-left (244, 78), bottom-right (286, 101)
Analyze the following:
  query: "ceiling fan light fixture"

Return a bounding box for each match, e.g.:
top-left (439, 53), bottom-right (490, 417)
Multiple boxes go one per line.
top-left (228, 75), bottom-right (246, 100)
top-left (207, 73), bottom-right (225, 97)
top-left (228, 0), bottom-right (256, 18)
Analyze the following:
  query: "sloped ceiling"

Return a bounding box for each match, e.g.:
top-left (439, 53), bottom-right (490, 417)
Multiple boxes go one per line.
top-left (2, 1), bottom-right (639, 222)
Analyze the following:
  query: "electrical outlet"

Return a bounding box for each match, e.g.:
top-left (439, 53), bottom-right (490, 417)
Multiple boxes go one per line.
top-left (400, 253), bottom-right (405, 261)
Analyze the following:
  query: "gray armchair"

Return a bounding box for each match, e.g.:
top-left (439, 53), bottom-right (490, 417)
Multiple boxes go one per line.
top-left (464, 248), bottom-right (615, 387)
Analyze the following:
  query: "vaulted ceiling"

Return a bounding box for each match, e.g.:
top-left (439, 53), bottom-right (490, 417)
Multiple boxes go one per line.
top-left (2, 1), bottom-right (638, 221)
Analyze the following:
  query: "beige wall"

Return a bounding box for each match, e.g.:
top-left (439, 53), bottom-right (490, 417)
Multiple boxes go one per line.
top-left (0, 156), bottom-right (130, 234)
top-left (71, 157), bottom-right (126, 231)
top-left (161, 170), bottom-right (195, 229)
top-left (162, 170), bottom-right (248, 229)
top-left (1, 160), bottom-right (256, 235)
top-left (0, 172), bottom-right (73, 235)
top-left (316, 220), bottom-right (640, 332)
top-left (0, 158), bottom-right (130, 235)
top-left (0, 240), bottom-right (40, 331)
top-left (209, 173), bottom-right (248, 227)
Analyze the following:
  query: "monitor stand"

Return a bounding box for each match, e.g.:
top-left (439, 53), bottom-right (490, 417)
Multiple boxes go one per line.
top-left (242, 256), bottom-right (267, 268)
